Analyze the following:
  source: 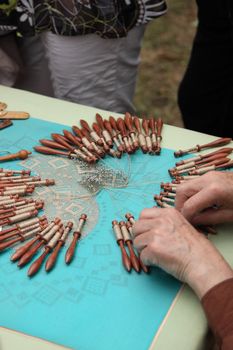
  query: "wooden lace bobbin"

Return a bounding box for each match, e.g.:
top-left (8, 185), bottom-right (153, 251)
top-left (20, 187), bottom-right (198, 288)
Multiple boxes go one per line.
top-left (0, 150), bottom-right (31, 162)
top-left (1, 199), bottom-right (43, 213)
top-left (0, 172), bottom-right (14, 178)
top-left (116, 118), bottom-right (133, 154)
top-left (0, 223), bottom-right (46, 250)
top-left (154, 195), bottom-right (175, 205)
top-left (148, 117), bottom-right (157, 151)
top-left (124, 112), bottom-right (139, 150)
top-left (125, 221), bottom-right (150, 274)
top-left (173, 175), bottom-right (201, 182)
top-left (0, 184), bottom-right (37, 194)
top-left (120, 116), bottom-right (136, 152)
top-left (45, 221), bottom-right (73, 272)
top-left (142, 119), bottom-right (153, 153)
top-left (92, 123), bottom-right (112, 154)
top-left (0, 186), bottom-right (34, 197)
top-left (79, 120), bottom-right (103, 147)
top-left (189, 159), bottom-right (233, 175)
top-left (11, 218), bottom-right (60, 261)
top-left (0, 175), bottom-right (30, 182)
top-left (34, 145), bottom-right (79, 161)
top-left (68, 126), bottom-right (94, 152)
top-left (0, 220), bottom-right (47, 243)
top-left (0, 216), bottom-right (46, 238)
top-left (170, 155), bottom-right (230, 177)
top-left (125, 213), bottom-right (136, 226)
top-left (39, 139), bottom-right (68, 151)
top-left (109, 116), bottom-right (125, 151)
top-left (0, 168), bottom-right (31, 175)
top-left (175, 147), bottom-right (233, 167)
top-left (0, 198), bottom-right (35, 211)
top-left (72, 124), bottom-right (94, 150)
top-left (96, 113), bottom-right (113, 147)
top-left (17, 221), bottom-right (63, 267)
top-left (133, 117), bottom-right (148, 153)
top-left (174, 137), bottom-right (232, 158)
top-left (155, 200), bottom-right (173, 208)
top-left (160, 183), bottom-right (178, 192)
top-left (0, 197), bottom-right (25, 207)
top-left (23, 179), bottom-right (55, 187)
top-left (0, 193), bottom-right (19, 199)
top-left (65, 214), bottom-right (87, 264)
top-left (0, 196), bottom-right (18, 204)
top-left (0, 226), bottom-right (45, 252)
top-left (0, 202), bottom-right (43, 221)
top-left (112, 220), bottom-right (131, 272)
top-left (92, 122), bottom-right (110, 151)
top-left (162, 186), bottom-right (177, 193)
top-left (169, 152), bottom-right (229, 175)
top-left (50, 133), bottom-right (90, 161)
top-left (104, 120), bottom-right (124, 153)
top-left (51, 133), bottom-right (94, 163)
top-left (0, 183), bottom-right (32, 191)
top-left (125, 221), bottom-right (133, 238)
top-left (119, 221), bottom-right (140, 273)
top-left (0, 209), bottom-right (38, 227)
top-left (0, 177), bottom-right (41, 186)
top-left (63, 130), bottom-right (98, 161)
top-left (160, 191), bottom-right (176, 199)
top-left (155, 118), bottom-right (163, 155)
top-left (80, 127), bottom-right (105, 158)
top-left (170, 151), bottom-right (231, 174)
top-left (27, 228), bottom-right (64, 277)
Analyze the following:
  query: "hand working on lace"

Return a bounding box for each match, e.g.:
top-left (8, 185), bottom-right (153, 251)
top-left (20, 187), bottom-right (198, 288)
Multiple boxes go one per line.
top-left (133, 207), bottom-right (233, 298)
top-left (175, 171), bottom-right (233, 225)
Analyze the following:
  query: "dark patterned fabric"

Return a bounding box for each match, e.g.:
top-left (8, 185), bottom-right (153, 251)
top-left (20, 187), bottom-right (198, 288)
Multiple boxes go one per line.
top-left (0, 0), bottom-right (167, 38)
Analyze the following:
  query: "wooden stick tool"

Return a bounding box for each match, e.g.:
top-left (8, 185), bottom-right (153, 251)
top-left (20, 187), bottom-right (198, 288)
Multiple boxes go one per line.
top-left (65, 214), bottom-right (87, 264)
top-left (112, 220), bottom-right (131, 272)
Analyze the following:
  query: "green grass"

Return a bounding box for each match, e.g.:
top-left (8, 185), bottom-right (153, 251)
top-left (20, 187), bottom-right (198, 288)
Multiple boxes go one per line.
top-left (134, 0), bottom-right (197, 127)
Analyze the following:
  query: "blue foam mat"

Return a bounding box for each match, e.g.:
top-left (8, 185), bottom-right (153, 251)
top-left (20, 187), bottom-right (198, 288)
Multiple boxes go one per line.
top-left (0, 118), bottom-right (181, 350)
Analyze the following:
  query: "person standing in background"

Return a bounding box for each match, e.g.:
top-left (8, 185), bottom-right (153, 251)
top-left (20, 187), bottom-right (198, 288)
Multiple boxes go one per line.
top-left (0, 1), bottom-right (167, 113)
top-left (178, 0), bottom-right (233, 137)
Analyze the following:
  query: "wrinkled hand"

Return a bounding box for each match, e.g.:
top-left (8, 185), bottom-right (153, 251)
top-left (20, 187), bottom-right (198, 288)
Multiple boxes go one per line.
top-left (175, 171), bottom-right (233, 225)
top-left (133, 207), bottom-right (233, 298)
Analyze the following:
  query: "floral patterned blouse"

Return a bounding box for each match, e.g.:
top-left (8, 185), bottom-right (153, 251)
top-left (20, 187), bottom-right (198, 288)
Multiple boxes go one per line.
top-left (0, 0), bottom-right (167, 38)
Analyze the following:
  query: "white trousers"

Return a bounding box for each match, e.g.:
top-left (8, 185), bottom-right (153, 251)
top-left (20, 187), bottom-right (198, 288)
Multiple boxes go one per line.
top-left (15, 26), bottom-right (145, 113)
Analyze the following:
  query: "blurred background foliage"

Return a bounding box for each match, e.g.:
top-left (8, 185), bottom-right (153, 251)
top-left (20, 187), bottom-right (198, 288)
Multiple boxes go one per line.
top-left (134, 0), bottom-right (197, 127)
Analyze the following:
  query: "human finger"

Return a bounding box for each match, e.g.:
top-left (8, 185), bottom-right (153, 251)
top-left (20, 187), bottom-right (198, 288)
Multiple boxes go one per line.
top-left (132, 219), bottom-right (157, 238)
top-left (181, 187), bottom-right (223, 221)
top-left (133, 230), bottom-right (155, 252)
top-left (192, 208), bottom-right (233, 226)
top-left (175, 178), bottom-right (204, 212)
top-left (140, 246), bottom-right (158, 266)
top-left (138, 207), bottom-right (163, 220)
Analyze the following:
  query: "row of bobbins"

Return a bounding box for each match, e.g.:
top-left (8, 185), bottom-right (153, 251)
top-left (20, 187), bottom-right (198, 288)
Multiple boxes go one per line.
top-left (7, 214), bottom-right (87, 277)
top-left (154, 138), bottom-right (233, 235)
top-left (112, 213), bottom-right (149, 274)
top-left (34, 112), bottom-right (164, 163)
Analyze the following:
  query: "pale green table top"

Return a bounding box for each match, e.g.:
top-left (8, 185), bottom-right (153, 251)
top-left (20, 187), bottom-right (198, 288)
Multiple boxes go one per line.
top-left (0, 85), bottom-right (232, 350)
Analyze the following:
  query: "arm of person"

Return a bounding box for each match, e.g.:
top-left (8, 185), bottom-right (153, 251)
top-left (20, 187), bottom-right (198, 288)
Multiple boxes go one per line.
top-left (175, 171), bottom-right (233, 225)
top-left (202, 279), bottom-right (233, 350)
top-left (133, 207), bottom-right (233, 349)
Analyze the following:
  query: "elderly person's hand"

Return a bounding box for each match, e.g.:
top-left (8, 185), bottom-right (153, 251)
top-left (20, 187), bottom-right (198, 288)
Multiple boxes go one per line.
top-left (133, 207), bottom-right (233, 298)
top-left (175, 171), bottom-right (233, 225)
